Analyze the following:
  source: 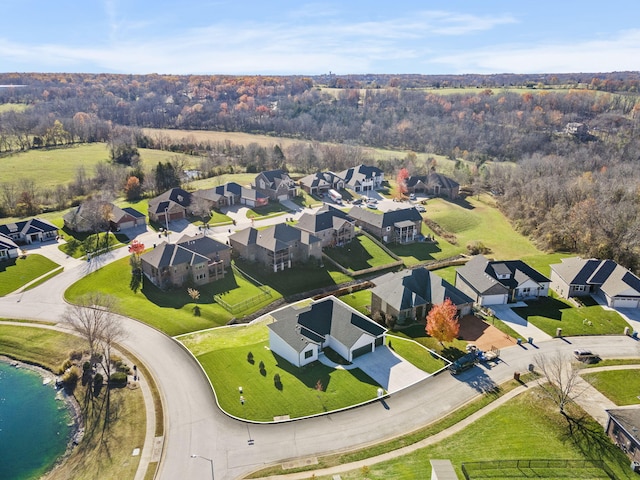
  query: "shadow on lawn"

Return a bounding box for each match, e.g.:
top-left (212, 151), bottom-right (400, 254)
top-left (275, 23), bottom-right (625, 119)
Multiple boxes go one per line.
top-left (0, 257), bottom-right (17, 272)
top-left (326, 239), bottom-right (374, 271)
top-left (564, 413), bottom-right (626, 465)
top-left (390, 241), bottom-right (442, 263)
top-left (271, 352), bottom-right (333, 391)
top-left (512, 297), bottom-right (571, 321)
top-left (141, 273), bottom-right (239, 308)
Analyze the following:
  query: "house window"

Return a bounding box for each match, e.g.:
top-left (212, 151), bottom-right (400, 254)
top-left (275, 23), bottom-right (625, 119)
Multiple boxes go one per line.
top-left (0, 251), bottom-right (6, 258)
top-left (522, 287), bottom-right (531, 294)
top-left (575, 285), bottom-right (586, 292)
top-left (304, 350), bottom-right (313, 359)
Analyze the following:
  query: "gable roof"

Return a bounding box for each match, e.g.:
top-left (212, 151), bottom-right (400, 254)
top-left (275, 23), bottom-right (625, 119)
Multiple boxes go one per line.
top-left (296, 205), bottom-right (351, 234)
top-left (269, 296), bottom-right (386, 353)
top-left (229, 223), bottom-right (321, 251)
top-left (457, 255), bottom-right (549, 295)
top-left (348, 206), bottom-right (422, 229)
top-left (299, 171), bottom-right (343, 190)
top-left (141, 233), bottom-right (229, 269)
top-left (0, 232), bottom-right (19, 250)
top-left (607, 408), bottom-right (640, 444)
top-left (406, 172), bottom-right (460, 190)
top-left (372, 268), bottom-right (473, 311)
top-left (339, 164), bottom-right (383, 187)
top-left (0, 218), bottom-right (58, 237)
top-left (148, 188), bottom-right (192, 215)
top-left (551, 257), bottom-right (640, 299)
top-left (256, 170), bottom-right (294, 190)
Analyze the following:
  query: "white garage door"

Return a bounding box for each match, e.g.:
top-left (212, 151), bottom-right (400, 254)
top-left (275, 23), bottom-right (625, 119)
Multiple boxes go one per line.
top-left (612, 298), bottom-right (640, 308)
top-left (278, 194), bottom-right (289, 201)
top-left (480, 294), bottom-right (508, 306)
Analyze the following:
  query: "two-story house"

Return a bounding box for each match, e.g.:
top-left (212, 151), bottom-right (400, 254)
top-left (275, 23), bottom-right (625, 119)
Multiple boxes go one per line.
top-left (295, 205), bottom-right (354, 248)
top-left (253, 170), bottom-right (297, 201)
top-left (348, 206), bottom-right (423, 244)
top-left (339, 164), bottom-right (384, 193)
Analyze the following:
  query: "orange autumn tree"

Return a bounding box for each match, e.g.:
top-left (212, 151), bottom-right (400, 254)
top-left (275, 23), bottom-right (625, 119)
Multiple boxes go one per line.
top-left (426, 298), bottom-right (460, 345)
top-left (396, 168), bottom-right (409, 199)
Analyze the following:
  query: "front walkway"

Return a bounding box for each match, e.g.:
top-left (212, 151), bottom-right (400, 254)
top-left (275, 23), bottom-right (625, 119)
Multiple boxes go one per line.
top-left (491, 303), bottom-right (553, 342)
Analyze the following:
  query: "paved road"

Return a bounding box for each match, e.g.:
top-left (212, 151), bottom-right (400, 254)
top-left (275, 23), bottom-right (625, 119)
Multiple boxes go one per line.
top-left (3, 218), bottom-right (640, 479)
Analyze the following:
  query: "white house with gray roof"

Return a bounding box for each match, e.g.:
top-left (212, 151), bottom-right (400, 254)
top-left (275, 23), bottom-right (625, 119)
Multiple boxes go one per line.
top-left (296, 204), bottom-right (354, 247)
top-left (455, 255), bottom-right (550, 306)
top-left (338, 164), bottom-right (384, 193)
top-left (268, 296), bottom-right (386, 367)
top-left (550, 257), bottom-right (640, 308)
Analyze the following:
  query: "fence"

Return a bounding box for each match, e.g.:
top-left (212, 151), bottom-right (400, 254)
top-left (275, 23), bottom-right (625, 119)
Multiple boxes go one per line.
top-left (213, 264), bottom-right (273, 315)
top-left (461, 459), bottom-right (615, 479)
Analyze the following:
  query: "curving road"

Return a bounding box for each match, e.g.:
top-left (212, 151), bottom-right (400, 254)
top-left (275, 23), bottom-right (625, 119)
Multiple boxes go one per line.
top-left (2, 242), bottom-right (640, 480)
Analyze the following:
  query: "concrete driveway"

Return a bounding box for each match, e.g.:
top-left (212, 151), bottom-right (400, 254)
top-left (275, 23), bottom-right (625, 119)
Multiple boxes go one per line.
top-left (491, 304), bottom-right (552, 342)
top-left (351, 346), bottom-right (431, 393)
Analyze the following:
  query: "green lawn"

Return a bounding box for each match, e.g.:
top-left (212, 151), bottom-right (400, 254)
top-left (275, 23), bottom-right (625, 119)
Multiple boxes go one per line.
top-left (390, 324), bottom-right (468, 361)
top-left (0, 254), bottom-right (60, 296)
top-left (512, 297), bottom-right (630, 336)
top-left (338, 290), bottom-right (371, 315)
top-left (386, 335), bottom-right (449, 373)
top-left (179, 321), bottom-right (381, 421)
top-left (235, 259), bottom-right (351, 297)
top-left (328, 391), bottom-right (635, 480)
top-left (582, 369), bottom-right (640, 406)
top-left (65, 255), bottom-right (281, 336)
top-left (324, 234), bottom-right (398, 272)
top-left (245, 202), bottom-right (290, 219)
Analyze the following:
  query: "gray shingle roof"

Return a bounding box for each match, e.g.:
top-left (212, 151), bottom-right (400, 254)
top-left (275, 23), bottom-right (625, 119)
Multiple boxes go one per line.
top-left (0, 218), bottom-right (58, 237)
top-left (148, 188), bottom-right (192, 214)
top-left (339, 164), bottom-right (383, 187)
top-left (296, 205), bottom-right (350, 234)
top-left (348, 206), bottom-right (422, 229)
top-left (141, 233), bottom-right (229, 269)
top-left (458, 255), bottom-right (549, 294)
top-left (229, 224), bottom-right (320, 251)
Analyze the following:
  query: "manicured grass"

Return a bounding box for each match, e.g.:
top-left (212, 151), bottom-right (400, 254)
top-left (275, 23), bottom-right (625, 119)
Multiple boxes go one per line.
top-left (0, 323), bottom-right (147, 480)
top-left (582, 369), bottom-right (640, 405)
top-left (324, 235), bottom-right (398, 272)
top-left (329, 391), bottom-right (635, 480)
top-left (245, 202), bottom-right (290, 219)
top-left (235, 259), bottom-right (351, 297)
top-left (390, 324), bottom-right (468, 361)
top-left (179, 322), bottom-right (381, 421)
top-left (0, 324), bottom-right (85, 370)
top-left (338, 290), bottom-right (371, 315)
top-left (291, 190), bottom-right (323, 209)
top-left (386, 335), bottom-right (449, 373)
top-left (520, 252), bottom-right (575, 277)
top-left (512, 297), bottom-right (630, 336)
top-left (65, 255), bottom-right (281, 336)
top-left (0, 254), bottom-right (60, 296)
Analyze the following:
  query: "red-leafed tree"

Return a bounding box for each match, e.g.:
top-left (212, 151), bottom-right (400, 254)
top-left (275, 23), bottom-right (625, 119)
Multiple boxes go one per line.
top-left (426, 298), bottom-right (460, 345)
top-left (396, 168), bottom-right (409, 198)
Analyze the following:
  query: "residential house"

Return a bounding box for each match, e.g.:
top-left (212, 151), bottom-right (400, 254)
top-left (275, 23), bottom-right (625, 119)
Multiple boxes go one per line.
top-left (268, 295), bottom-right (386, 367)
top-left (0, 233), bottom-right (20, 261)
top-left (253, 170), bottom-right (297, 201)
top-left (191, 182), bottom-right (268, 211)
top-left (606, 408), bottom-right (640, 464)
top-left (348, 206), bottom-right (423, 244)
top-left (298, 171), bottom-right (345, 195)
top-left (140, 233), bottom-right (230, 289)
top-left (229, 223), bottom-right (322, 272)
top-left (371, 268), bottom-right (474, 325)
top-left (455, 255), bottom-right (550, 306)
top-left (63, 203), bottom-right (145, 232)
top-left (0, 218), bottom-right (58, 245)
top-left (339, 164), bottom-right (384, 193)
top-left (296, 204), bottom-right (354, 247)
top-left (406, 172), bottom-right (460, 199)
top-left (148, 188), bottom-right (192, 223)
top-left (550, 257), bottom-right (640, 309)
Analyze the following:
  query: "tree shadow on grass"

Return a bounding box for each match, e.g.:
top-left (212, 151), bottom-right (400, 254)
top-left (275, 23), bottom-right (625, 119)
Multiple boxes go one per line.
top-left (512, 297), bottom-right (571, 322)
top-left (270, 352), bottom-right (332, 391)
top-left (141, 272), bottom-right (239, 308)
top-left (0, 258), bottom-right (17, 272)
top-left (389, 241), bottom-right (442, 263)
top-left (563, 413), bottom-right (626, 465)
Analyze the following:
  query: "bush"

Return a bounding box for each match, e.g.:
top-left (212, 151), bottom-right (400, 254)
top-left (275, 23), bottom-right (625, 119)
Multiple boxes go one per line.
top-left (247, 351), bottom-right (254, 364)
top-left (58, 359), bottom-right (73, 375)
top-left (109, 371), bottom-right (128, 387)
top-left (83, 361), bottom-right (92, 372)
top-left (68, 350), bottom-right (83, 361)
top-left (61, 366), bottom-right (81, 392)
top-left (467, 240), bottom-right (491, 255)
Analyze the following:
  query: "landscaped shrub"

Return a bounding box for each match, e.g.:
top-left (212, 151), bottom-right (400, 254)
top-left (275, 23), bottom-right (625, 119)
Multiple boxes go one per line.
top-left (58, 359), bottom-right (73, 375)
top-left (259, 360), bottom-right (266, 376)
top-left (247, 352), bottom-right (254, 364)
top-left (109, 371), bottom-right (128, 387)
top-left (93, 373), bottom-right (104, 395)
top-left (274, 373), bottom-right (282, 390)
top-left (83, 361), bottom-right (91, 371)
top-left (68, 350), bottom-right (83, 361)
top-left (466, 240), bottom-right (491, 255)
top-left (424, 218), bottom-right (457, 245)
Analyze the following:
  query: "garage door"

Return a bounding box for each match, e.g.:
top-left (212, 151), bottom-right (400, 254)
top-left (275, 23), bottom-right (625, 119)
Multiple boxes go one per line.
top-left (352, 343), bottom-right (373, 359)
top-left (480, 294), bottom-right (508, 306)
top-left (613, 298), bottom-right (640, 308)
top-left (278, 194), bottom-right (289, 201)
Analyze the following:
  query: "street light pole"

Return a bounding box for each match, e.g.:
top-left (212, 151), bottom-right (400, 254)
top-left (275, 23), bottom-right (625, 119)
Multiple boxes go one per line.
top-left (191, 454), bottom-right (214, 479)
top-left (164, 207), bottom-right (170, 242)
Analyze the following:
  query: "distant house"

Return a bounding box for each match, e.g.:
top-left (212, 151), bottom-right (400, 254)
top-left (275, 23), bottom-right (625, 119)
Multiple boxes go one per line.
top-left (298, 171), bottom-right (345, 195)
top-left (339, 164), bottom-right (384, 193)
top-left (406, 172), bottom-right (460, 199)
top-left (268, 296), bottom-right (386, 367)
top-left (253, 170), bottom-right (297, 201)
top-left (348, 206), bottom-right (423, 244)
top-left (295, 204), bottom-right (354, 247)
top-left (148, 188), bottom-right (192, 223)
top-left (0, 218), bottom-right (58, 245)
top-left (606, 408), bottom-right (640, 464)
top-left (0, 233), bottom-right (20, 261)
top-left (371, 268), bottom-right (474, 325)
top-left (191, 182), bottom-right (268, 210)
top-left (550, 257), bottom-right (640, 309)
top-left (229, 223), bottom-right (322, 272)
top-left (63, 203), bottom-right (145, 232)
top-left (140, 233), bottom-right (230, 289)
top-left (455, 255), bottom-right (550, 306)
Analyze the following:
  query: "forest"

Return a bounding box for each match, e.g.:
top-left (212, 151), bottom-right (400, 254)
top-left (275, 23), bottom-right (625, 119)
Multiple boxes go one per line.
top-left (1, 72), bottom-right (640, 270)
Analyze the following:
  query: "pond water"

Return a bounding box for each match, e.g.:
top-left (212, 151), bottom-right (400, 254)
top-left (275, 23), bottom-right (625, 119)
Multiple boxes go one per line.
top-left (0, 361), bottom-right (72, 480)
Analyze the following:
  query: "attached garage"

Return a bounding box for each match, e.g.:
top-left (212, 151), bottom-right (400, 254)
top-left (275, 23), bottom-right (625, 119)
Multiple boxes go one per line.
top-left (352, 343), bottom-right (373, 359)
top-left (610, 297), bottom-right (640, 309)
top-left (277, 194), bottom-right (289, 201)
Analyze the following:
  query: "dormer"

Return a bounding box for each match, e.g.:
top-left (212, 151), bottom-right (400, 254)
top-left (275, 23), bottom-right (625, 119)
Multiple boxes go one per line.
top-left (492, 263), bottom-right (512, 280)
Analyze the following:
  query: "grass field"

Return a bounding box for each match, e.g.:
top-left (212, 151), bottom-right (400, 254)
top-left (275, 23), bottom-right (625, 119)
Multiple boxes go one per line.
top-left (64, 255), bottom-right (280, 336)
top-left (386, 335), bottom-right (449, 373)
top-left (324, 234), bottom-right (398, 272)
top-left (178, 321), bottom-right (381, 421)
top-left (582, 369), bottom-right (640, 406)
top-left (325, 390), bottom-right (635, 480)
top-left (338, 290), bottom-right (371, 315)
top-left (0, 254), bottom-right (60, 296)
top-left (390, 324), bottom-right (467, 360)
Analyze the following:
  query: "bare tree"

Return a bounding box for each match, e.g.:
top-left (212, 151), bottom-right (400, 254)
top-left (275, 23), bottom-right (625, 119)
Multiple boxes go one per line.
top-left (534, 352), bottom-right (587, 419)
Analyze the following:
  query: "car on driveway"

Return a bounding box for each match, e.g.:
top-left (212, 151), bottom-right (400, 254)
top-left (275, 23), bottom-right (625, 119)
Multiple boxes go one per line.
top-left (352, 198), bottom-right (363, 205)
top-left (416, 205), bottom-right (426, 213)
top-left (573, 349), bottom-right (600, 363)
top-left (366, 202), bottom-right (378, 209)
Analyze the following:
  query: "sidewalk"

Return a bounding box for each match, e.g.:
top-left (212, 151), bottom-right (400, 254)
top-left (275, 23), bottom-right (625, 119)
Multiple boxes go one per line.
top-left (491, 304), bottom-right (552, 342)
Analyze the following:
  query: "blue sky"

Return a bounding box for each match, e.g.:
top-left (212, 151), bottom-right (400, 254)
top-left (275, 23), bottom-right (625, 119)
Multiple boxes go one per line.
top-left (1, 1), bottom-right (639, 75)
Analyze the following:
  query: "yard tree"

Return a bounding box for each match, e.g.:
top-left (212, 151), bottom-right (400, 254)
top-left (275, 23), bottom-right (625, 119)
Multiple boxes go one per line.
top-left (124, 175), bottom-right (142, 201)
top-left (396, 168), bottom-right (409, 198)
top-left (129, 240), bottom-right (145, 293)
top-left (534, 352), bottom-right (587, 421)
top-left (426, 298), bottom-right (460, 345)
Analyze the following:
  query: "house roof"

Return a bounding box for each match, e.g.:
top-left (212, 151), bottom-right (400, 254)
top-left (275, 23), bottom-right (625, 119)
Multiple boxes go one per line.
top-left (256, 170), bottom-right (295, 190)
top-left (607, 408), bottom-right (640, 444)
top-left (348, 206), bottom-right (422, 229)
top-left (457, 255), bottom-right (549, 295)
top-left (339, 164), bottom-right (383, 187)
top-left (551, 257), bottom-right (640, 298)
top-left (141, 233), bottom-right (229, 269)
top-left (148, 188), bottom-right (192, 215)
top-left (372, 268), bottom-right (473, 312)
top-left (229, 223), bottom-right (321, 251)
top-left (0, 218), bottom-right (58, 237)
top-left (299, 171), bottom-right (342, 189)
top-left (0, 232), bottom-right (19, 250)
top-left (296, 205), bottom-right (351, 234)
top-left (269, 296), bottom-right (386, 353)
top-left (406, 172), bottom-right (460, 190)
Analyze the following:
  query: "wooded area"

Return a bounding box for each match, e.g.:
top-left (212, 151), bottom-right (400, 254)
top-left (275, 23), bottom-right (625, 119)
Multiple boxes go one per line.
top-left (1, 72), bottom-right (640, 270)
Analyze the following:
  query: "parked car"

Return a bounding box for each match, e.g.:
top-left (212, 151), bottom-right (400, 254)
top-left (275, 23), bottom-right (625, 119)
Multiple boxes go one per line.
top-left (352, 198), bottom-right (363, 205)
top-left (573, 350), bottom-right (600, 363)
top-left (409, 193), bottom-right (416, 200)
top-left (449, 352), bottom-right (478, 375)
top-left (416, 205), bottom-right (426, 213)
top-left (366, 202), bottom-right (378, 209)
